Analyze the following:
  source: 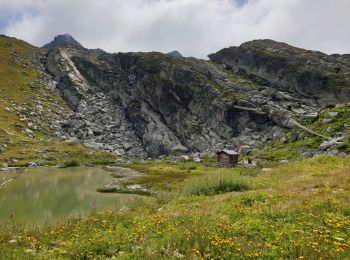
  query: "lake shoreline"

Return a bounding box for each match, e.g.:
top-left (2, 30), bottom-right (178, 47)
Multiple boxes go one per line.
top-left (0, 166), bottom-right (140, 225)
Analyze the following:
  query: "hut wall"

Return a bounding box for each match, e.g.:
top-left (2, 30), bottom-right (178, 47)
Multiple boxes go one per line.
top-left (231, 154), bottom-right (239, 164)
top-left (218, 153), bottom-right (239, 165)
top-left (218, 153), bottom-right (232, 164)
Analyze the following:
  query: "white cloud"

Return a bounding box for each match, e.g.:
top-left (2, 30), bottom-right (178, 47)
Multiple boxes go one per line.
top-left (1, 0), bottom-right (349, 58)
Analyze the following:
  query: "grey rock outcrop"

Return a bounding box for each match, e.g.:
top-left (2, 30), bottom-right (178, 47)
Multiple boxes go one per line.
top-left (46, 48), bottom-right (281, 157)
top-left (38, 38), bottom-right (350, 158)
top-left (209, 39), bottom-right (350, 102)
top-left (43, 34), bottom-right (82, 49)
top-left (166, 50), bottom-right (183, 58)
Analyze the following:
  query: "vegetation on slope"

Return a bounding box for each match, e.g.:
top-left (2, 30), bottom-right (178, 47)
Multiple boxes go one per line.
top-left (0, 36), bottom-right (117, 167)
top-left (1, 139), bottom-right (116, 167)
top-left (253, 103), bottom-right (350, 161)
top-left (0, 155), bottom-right (349, 259)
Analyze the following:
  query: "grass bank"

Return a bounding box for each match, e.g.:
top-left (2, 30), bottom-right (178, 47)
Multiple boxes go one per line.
top-left (0, 155), bottom-right (349, 259)
top-left (183, 172), bottom-right (251, 195)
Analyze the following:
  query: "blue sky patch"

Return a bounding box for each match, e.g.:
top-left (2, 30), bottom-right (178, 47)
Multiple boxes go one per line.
top-left (235, 0), bottom-right (248, 7)
top-left (0, 19), bottom-right (8, 34)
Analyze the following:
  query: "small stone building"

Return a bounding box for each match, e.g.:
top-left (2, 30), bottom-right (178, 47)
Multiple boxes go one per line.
top-left (217, 149), bottom-right (239, 166)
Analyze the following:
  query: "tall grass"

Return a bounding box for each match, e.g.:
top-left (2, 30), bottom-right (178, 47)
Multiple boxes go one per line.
top-left (183, 172), bottom-right (250, 195)
top-left (64, 160), bottom-right (80, 167)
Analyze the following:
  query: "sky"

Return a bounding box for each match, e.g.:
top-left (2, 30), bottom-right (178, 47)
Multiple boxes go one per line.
top-left (0, 0), bottom-right (349, 58)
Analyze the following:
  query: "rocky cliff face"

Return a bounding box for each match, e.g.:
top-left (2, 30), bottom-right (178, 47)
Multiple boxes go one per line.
top-left (45, 48), bottom-right (277, 157)
top-left (40, 38), bottom-right (350, 158)
top-left (209, 39), bottom-right (350, 102)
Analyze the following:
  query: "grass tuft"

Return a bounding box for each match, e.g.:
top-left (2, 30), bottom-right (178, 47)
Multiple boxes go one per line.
top-left (64, 160), bottom-right (80, 167)
top-left (183, 172), bottom-right (250, 195)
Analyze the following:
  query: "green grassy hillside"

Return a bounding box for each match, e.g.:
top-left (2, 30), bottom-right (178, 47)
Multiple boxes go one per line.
top-left (0, 36), bottom-right (117, 167)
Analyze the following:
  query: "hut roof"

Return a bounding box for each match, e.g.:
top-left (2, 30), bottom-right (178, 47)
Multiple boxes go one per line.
top-left (217, 149), bottom-right (239, 155)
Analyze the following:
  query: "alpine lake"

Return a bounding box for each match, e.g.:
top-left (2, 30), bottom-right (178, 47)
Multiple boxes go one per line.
top-left (0, 166), bottom-right (141, 225)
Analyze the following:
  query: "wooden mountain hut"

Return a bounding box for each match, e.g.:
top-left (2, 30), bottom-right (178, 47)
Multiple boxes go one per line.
top-left (216, 149), bottom-right (239, 166)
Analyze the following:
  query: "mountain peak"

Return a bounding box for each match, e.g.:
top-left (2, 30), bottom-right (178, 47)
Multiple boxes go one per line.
top-left (166, 50), bottom-right (183, 58)
top-left (42, 34), bottom-right (82, 49)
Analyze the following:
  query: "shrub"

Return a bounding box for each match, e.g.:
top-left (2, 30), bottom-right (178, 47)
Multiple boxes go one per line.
top-left (64, 160), bottom-right (80, 167)
top-left (325, 102), bottom-right (336, 108)
top-left (183, 172), bottom-right (250, 195)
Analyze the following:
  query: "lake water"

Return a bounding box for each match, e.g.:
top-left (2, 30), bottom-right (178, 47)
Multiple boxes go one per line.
top-left (0, 166), bottom-right (138, 225)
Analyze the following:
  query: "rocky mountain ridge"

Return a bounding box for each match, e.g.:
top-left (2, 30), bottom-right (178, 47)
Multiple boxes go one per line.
top-left (2, 35), bottom-right (350, 159)
top-left (209, 39), bottom-right (350, 102)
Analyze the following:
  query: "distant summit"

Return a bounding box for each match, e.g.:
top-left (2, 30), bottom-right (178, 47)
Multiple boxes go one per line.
top-left (43, 34), bottom-right (82, 49)
top-left (166, 50), bottom-right (183, 58)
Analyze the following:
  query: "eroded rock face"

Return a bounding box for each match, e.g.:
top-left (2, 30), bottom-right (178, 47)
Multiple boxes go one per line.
top-left (43, 39), bottom-right (349, 158)
top-left (45, 48), bottom-right (280, 157)
top-left (209, 39), bottom-right (350, 102)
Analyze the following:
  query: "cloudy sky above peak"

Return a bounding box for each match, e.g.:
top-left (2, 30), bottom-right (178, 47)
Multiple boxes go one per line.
top-left (0, 0), bottom-right (349, 58)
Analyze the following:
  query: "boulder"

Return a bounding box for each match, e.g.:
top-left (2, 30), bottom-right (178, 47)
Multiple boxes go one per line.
top-left (327, 112), bottom-right (338, 118)
top-left (193, 157), bottom-right (202, 163)
top-left (181, 155), bottom-right (190, 161)
top-left (319, 137), bottom-right (343, 150)
top-left (171, 145), bottom-right (188, 154)
top-left (25, 162), bottom-right (39, 167)
top-left (1, 162), bottom-right (8, 168)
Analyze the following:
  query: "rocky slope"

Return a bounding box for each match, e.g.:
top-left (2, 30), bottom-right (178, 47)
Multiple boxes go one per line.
top-left (209, 39), bottom-right (350, 102)
top-left (0, 35), bottom-right (116, 167)
top-left (45, 46), bottom-right (279, 157)
top-left (1, 35), bottom-right (350, 159)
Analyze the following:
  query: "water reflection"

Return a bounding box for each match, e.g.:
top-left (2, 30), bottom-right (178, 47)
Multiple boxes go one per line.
top-left (0, 167), bottom-right (137, 225)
